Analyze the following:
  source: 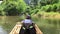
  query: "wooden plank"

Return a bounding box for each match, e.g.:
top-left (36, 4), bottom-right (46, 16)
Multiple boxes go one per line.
top-left (9, 22), bottom-right (22, 34)
top-left (35, 24), bottom-right (43, 34)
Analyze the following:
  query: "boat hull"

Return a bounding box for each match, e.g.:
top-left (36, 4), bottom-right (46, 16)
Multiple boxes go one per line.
top-left (9, 22), bottom-right (43, 34)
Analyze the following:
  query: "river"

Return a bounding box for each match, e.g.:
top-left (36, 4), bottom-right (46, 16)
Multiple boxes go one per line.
top-left (0, 26), bottom-right (7, 34)
top-left (0, 16), bottom-right (60, 34)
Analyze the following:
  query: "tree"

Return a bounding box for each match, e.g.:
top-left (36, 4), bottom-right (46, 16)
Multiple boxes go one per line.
top-left (40, 0), bottom-right (59, 6)
top-left (30, 0), bottom-right (39, 9)
top-left (0, 0), bottom-right (27, 16)
top-left (52, 5), bottom-right (57, 12)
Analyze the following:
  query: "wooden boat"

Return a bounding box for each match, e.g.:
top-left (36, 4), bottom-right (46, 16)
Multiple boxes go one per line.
top-left (9, 22), bottom-right (43, 34)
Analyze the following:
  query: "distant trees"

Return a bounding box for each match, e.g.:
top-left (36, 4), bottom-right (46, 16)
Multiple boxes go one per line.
top-left (0, 0), bottom-right (60, 16)
top-left (40, 0), bottom-right (59, 6)
top-left (29, 0), bottom-right (60, 12)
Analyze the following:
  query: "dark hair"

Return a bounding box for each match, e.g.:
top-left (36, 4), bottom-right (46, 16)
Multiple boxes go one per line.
top-left (26, 15), bottom-right (31, 19)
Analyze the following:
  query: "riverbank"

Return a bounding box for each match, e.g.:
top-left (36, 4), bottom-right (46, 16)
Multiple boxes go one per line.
top-left (33, 12), bottom-right (60, 19)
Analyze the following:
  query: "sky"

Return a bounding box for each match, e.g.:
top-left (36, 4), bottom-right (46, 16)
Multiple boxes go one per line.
top-left (0, 1), bottom-right (2, 4)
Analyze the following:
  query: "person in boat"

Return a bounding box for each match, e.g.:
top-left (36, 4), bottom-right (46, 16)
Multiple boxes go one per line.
top-left (19, 15), bottom-right (36, 34)
top-left (21, 15), bottom-right (34, 28)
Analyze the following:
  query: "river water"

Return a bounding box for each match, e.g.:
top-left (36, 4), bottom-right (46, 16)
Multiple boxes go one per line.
top-left (0, 16), bottom-right (60, 34)
top-left (0, 26), bottom-right (7, 34)
top-left (0, 16), bottom-right (20, 34)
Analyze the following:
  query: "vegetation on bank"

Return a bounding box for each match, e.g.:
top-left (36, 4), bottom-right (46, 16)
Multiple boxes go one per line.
top-left (0, 0), bottom-right (60, 16)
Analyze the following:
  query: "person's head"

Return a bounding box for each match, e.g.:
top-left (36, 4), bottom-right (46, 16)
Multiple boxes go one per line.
top-left (26, 15), bottom-right (31, 19)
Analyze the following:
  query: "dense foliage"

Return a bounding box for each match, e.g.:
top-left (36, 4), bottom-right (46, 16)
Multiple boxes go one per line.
top-left (0, 0), bottom-right (60, 16)
top-left (0, 0), bottom-right (27, 16)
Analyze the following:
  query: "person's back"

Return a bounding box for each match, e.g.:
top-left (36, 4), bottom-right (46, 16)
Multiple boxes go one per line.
top-left (22, 19), bottom-right (33, 24)
top-left (19, 15), bottom-right (36, 34)
top-left (21, 15), bottom-right (34, 29)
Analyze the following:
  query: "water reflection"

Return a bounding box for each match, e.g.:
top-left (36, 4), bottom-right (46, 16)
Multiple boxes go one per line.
top-left (0, 26), bottom-right (7, 34)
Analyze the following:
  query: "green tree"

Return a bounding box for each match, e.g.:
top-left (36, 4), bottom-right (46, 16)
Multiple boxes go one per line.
top-left (52, 5), bottom-right (57, 12)
top-left (30, 0), bottom-right (39, 9)
top-left (40, 0), bottom-right (59, 6)
top-left (0, 0), bottom-right (27, 16)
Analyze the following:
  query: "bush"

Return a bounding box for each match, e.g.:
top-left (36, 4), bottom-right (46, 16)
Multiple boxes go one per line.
top-left (41, 5), bottom-right (52, 12)
top-left (46, 5), bottom-right (52, 12)
top-left (52, 4), bottom-right (57, 12)
top-left (56, 3), bottom-right (60, 11)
